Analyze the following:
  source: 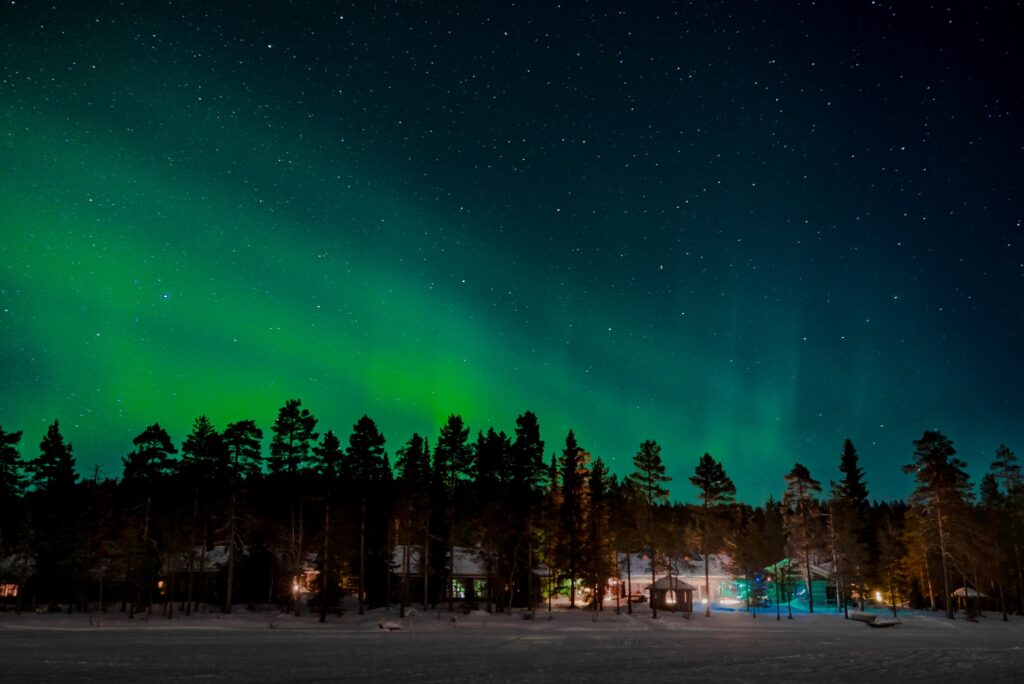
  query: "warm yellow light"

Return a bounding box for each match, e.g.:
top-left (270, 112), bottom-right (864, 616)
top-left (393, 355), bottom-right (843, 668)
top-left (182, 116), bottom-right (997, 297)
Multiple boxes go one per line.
top-left (874, 591), bottom-right (883, 602)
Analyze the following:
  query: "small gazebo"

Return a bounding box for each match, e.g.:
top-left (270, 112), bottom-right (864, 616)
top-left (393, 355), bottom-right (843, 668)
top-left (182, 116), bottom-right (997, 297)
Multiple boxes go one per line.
top-left (651, 576), bottom-right (695, 614)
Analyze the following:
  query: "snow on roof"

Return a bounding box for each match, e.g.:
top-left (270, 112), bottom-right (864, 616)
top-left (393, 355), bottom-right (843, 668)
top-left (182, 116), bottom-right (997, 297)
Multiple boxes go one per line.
top-left (391, 545), bottom-right (492, 578)
top-left (952, 587), bottom-right (987, 598)
top-left (766, 558), bottom-right (832, 580)
top-left (617, 552), bottom-right (734, 580)
top-left (652, 576), bottom-right (697, 591)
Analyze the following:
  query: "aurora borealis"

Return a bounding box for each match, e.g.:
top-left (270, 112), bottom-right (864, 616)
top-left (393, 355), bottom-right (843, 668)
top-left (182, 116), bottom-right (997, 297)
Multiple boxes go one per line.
top-left (2, 2), bottom-right (1021, 503)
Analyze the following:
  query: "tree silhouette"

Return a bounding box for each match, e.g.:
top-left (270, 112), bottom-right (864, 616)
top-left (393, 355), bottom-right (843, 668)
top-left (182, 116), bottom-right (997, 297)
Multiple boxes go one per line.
top-left (395, 433), bottom-right (431, 614)
top-left (433, 415), bottom-right (470, 612)
top-left (829, 439), bottom-right (870, 616)
top-left (268, 399), bottom-right (318, 476)
top-left (32, 420), bottom-right (78, 494)
top-left (559, 430), bottom-right (589, 608)
top-left (346, 415), bottom-right (390, 615)
top-left (629, 439), bottom-right (670, 618)
top-left (0, 426), bottom-right (26, 545)
top-left (904, 430), bottom-right (972, 619)
top-left (989, 444), bottom-right (1022, 613)
top-left (312, 430), bottom-right (344, 622)
top-left (783, 463), bottom-right (821, 613)
top-left (690, 452), bottom-right (736, 616)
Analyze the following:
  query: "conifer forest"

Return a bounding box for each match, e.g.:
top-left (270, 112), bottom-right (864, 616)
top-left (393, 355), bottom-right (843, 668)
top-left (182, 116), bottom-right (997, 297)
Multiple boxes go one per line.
top-left (2, 402), bottom-right (1021, 624)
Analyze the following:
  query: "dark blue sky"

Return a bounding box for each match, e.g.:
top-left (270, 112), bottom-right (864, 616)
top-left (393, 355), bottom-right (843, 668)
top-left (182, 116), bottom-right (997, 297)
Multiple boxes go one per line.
top-left (2, 1), bottom-right (1022, 502)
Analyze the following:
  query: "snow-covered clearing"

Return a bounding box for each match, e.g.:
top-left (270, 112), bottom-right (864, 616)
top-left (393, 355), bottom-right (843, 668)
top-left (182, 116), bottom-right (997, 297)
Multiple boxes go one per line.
top-left (1, 607), bottom-right (1021, 682)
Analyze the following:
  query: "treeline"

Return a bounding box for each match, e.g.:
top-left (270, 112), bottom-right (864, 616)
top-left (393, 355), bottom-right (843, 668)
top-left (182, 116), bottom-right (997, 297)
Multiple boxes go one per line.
top-left (0, 400), bottom-right (1021, 622)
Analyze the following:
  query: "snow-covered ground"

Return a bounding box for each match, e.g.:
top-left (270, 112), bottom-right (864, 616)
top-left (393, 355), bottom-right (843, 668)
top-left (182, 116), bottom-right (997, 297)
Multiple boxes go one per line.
top-left (1, 606), bottom-right (1021, 682)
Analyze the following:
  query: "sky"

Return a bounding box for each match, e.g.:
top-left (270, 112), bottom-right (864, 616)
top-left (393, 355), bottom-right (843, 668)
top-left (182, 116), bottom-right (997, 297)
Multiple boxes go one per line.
top-left (2, 1), bottom-right (1022, 504)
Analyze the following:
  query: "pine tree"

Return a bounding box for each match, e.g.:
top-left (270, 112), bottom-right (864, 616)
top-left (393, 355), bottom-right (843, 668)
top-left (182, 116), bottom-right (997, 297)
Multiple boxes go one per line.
top-left (220, 419), bottom-right (263, 614)
top-left (783, 463), bottom-right (822, 613)
top-left (122, 423), bottom-right (177, 614)
top-left (178, 415), bottom-right (227, 615)
top-left (903, 430), bottom-right (973, 619)
top-left (395, 433), bottom-right (432, 614)
top-left (629, 439), bottom-right (670, 617)
top-left (268, 399), bottom-right (318, 476)
top-left (433, 415), bottom-right (470, 611)
top-left (222, 420), bottom-right (263, 480)
top-left (690, 452), bottom-right (736, 616)
top-left (122, 423), bottom-right (177, 484)
top-left (312, 430), bottom-right (344, 622)
top-left (989, 444), bottom-right (1023, 613)
top-left (347, 415), bottom-right (390, 615)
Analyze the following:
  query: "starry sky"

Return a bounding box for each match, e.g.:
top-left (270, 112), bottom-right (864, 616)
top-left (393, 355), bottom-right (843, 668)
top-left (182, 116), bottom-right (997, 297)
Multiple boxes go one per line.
top-left (2, 2), bottom-right (1022, 503)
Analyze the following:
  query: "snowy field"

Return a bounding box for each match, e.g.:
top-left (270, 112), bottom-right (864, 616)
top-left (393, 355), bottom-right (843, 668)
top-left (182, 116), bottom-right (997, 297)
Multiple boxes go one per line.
top-left (1, 607), bottom-right (1022, 683)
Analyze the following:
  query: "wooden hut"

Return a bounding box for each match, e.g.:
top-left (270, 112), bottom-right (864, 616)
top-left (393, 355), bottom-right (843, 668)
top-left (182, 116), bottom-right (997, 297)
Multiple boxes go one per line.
top-left (651, 576), bottom-right (695, 614)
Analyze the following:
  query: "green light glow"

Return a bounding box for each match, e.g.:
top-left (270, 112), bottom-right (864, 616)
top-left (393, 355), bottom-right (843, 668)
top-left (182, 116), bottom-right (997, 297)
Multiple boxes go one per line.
top-left (2, 4), bottom-right (1021, 502)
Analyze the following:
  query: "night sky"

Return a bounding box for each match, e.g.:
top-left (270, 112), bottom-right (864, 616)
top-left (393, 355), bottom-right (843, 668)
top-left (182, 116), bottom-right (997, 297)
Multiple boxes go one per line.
top-left (2, 2), bottom-right (1022, 504)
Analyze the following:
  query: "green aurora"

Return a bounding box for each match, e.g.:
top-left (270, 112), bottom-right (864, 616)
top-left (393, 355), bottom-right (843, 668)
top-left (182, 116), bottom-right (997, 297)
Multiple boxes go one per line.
top-left (2, 3), bottom-right (1022, 502)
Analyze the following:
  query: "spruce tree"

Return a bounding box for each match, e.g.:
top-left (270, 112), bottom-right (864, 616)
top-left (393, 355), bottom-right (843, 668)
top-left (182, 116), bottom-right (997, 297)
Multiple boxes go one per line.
top-left (33, 420), bottom-right (78, 494)
top-left (583, 457), bottom-right (611, 619)
top-left (509, 411), bottom-right (545, 609)
top-left (829, 439), bottom-right (870, 616)
top-left (180, 416), bottom-right (227, 483)
top-left (559, 430), bottom-right (589, 608)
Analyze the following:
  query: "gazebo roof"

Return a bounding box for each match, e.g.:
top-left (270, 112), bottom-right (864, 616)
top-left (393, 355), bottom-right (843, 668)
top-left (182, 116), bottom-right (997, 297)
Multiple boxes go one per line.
top-left (652, 576), bottom-right (696, 591)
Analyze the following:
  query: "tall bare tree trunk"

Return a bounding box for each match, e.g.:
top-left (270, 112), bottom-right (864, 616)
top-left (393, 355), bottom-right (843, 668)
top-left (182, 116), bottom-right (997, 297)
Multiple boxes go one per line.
top-left (186, 493), bottom-right (197, 616)
top-left (319, 501), bottom-right (330, 623)
top-left (934, 498), bottom-right (954, 619)
top-left (224, 488), bottom-right (236, 614)
top-left (626, 552), bottom-right (633, 614)
top-left (359, 495), bottom-right (366, 615)
top-left (422, 522), bottom-right (430, 611)
top-left (650, 549), bottom-right (658, 619)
